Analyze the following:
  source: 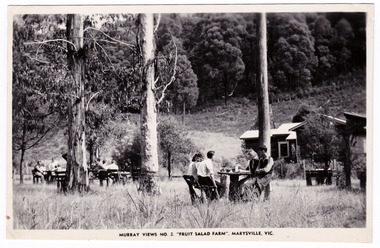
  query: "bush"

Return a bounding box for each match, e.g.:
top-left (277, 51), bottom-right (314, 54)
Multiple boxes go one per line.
top-left (273, 158), bottom-right (304, 179)
top-left (112, 131), bottom-right (141, 172)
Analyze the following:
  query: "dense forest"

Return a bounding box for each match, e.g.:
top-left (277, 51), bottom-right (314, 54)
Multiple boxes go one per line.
top-left (13, 12), bottom-right (366, 115)
top-left (159, 12), bottom-right (366, 111)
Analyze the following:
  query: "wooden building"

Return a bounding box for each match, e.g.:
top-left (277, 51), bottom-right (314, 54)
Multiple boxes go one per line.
top-left (343, 112), bottom-right (366, 155)
top-left (240, 123), bottom-right (303, 161)
top-left (240, 112), bottom-right (366, 164)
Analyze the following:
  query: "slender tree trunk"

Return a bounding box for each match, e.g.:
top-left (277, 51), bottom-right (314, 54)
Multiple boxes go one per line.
top-left (66, 14), bottom-right (88, 192)
top-left (344, 133), bottom-right (352, 188)
top-left (137, 13), bottom-right (160, 195)
top-left (89, 141), bottom-right (94, 169)
top-left (182, 101), bottom-right (186, 125)
top-left (19, 148), bottom-right (25, 185)
top-left (256, 13), bottom-right (271, 154)
top-left (223, 73), bottom-right (229, 106)
top-left (167, 151), bottom-right (171, 179)
top-left (19, 120), bottom-right (27, 184)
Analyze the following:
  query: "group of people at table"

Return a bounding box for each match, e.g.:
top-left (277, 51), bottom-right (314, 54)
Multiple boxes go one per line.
top-left (186, 145), bottom-right (274, 201)
top-left (32, 156), bottom-right (119, 183)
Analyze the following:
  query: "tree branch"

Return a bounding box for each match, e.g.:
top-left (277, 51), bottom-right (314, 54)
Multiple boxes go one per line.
top-left (87, 32), bottom-right (120, 78)
top-left (25, 54), bottom-right (50, 64)
top-left (154, 14), bottom-right (161, 34)
top-left (24, 125), bottom-right (55, 151)
top-left (86, 91), bottom-right (101, 111)
top-left (84, 27), bottom-right (135, 50)
top-left (157, 37), bottom-right (178, 106)
top-left (24, 39), bottom-right (77, 51)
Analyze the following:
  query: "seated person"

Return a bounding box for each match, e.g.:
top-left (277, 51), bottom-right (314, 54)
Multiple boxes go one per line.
top-left (33, 161), bottom-right (45, 182)
top-left (183, 152), bottom-right (204, 203)
top-left (239, 148), bottom-right (260, 187)
top-left (107, 159), bottom-right (119, 171)
top-left (187, 152), bottom-right (202, 176)
top-left (255, 145), bottom-right (274, 200)
top-left (196, 151), bottom-right (223, 198)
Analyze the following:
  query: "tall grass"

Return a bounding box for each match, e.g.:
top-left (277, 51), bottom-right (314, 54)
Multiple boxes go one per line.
top-left (12, 178), bottom-right (365, 230)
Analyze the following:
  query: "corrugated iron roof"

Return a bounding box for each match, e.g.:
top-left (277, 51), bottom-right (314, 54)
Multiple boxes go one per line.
top-left (344, 112), bottom-right (366, 119)
top-left (240, 122), bottom-right (302, 140)
top-left (322, 115), bottom-right (346, 125)
top-left (286, 132), bottom-right (297, 140)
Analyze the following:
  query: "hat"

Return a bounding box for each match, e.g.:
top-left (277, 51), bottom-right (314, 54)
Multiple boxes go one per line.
top-left (258, 145), bottom-right (268, 151)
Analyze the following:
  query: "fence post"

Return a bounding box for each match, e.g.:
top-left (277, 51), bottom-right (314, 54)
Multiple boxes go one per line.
top-left (302, 160), bottom-right (306, 179)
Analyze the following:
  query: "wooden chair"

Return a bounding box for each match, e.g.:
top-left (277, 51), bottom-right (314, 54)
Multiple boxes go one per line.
top-left (51, 170), bottom-right (67, 192)
top-left (98, 170), bottom-right (111, 186)
top-left (183, 175), bottom-right (201, 204)
top-left (32, 169), bottom-right (44, 184)
top-left (200, 185), bottom-right (219, 202)
top-left (197, 176), bottom-right (220, 202)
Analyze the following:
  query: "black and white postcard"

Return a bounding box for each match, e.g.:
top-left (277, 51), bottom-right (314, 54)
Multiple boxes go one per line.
top-left (6, 3), bottom-right (375, 244)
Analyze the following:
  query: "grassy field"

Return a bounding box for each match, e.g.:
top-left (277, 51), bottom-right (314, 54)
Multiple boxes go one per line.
top-left (12, 177), bottom-right (366, 230)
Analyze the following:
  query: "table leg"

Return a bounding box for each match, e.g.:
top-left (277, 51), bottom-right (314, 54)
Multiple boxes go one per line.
top-left (228, 175), bottom-right (240, 201)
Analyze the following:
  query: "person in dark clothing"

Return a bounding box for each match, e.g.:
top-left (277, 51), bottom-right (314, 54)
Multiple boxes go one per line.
top-left (255, 145), bottom-right (274, 201)
top-left (240, 146), bottom-right (273, 201)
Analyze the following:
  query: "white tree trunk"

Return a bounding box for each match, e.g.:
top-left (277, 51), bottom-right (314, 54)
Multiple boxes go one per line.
top-left (137, 14), bottom-right (161, 195)
top-left (256, 13), bottom-right (271, 154)
top-left (139, 13), bottom-right (159, 173)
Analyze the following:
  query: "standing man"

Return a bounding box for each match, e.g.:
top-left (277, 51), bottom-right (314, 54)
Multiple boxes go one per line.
top-left (255, 145), bottom-right (274, 201)
top-left (196, 151), bottom-right (223, 198)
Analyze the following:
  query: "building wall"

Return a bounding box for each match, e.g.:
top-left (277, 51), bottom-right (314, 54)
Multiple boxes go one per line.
top-left (243, 136), bottom-right (297, 161)
top-left (351, 134), bottom-right (366, 155)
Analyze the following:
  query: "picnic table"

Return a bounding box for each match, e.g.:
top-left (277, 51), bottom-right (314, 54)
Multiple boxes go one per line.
top-left (305, 169), bottom-right (335, 186)
top-left (50, 169), bottom-right (67, 189)
top-left (218, 169), bottom-right (252, 201)
top-left (98, 169), bottom-right (131, 186)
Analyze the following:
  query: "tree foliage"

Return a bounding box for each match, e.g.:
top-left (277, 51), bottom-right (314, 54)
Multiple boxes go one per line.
top-left (268, 13), bottom-right (318, 91)
top-left (158, 119), bottom-right (197, 177)
top-left (12, 15), bottom-right (66, 183)
top-left (296, 110), bottom-right (344, 168)
top-left (156, 14), bottom-right (199, 114)
top-left (186, 14), bottom-right (246, 105)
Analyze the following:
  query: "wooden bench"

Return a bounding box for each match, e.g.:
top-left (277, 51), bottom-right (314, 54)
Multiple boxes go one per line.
top-left (51, 170), bottom-right (67, 190)
top-left (305, 169), bottom-right (335, 186)
top-left (98, 170), bottom-right (132, 186)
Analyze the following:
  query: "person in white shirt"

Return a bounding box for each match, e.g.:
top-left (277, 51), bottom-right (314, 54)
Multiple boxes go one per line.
top-left (184, 152), bottom-right (204, 203)
top-left (187, 153), bottom-right (202, 176)
top-left (196, 151), bottom-right (223, 198)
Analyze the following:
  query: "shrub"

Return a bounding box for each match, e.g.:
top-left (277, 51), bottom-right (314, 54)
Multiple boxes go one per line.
top-left (272, 158), bottom-right (287, 179)
top-left (112, 131), bottom-right (141, 172)
top-left (273, 158), bottom-right (304, 179)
